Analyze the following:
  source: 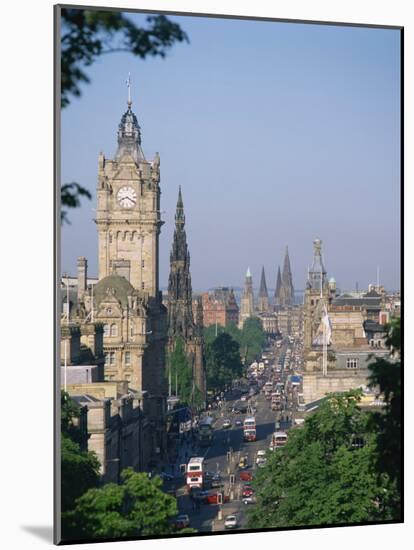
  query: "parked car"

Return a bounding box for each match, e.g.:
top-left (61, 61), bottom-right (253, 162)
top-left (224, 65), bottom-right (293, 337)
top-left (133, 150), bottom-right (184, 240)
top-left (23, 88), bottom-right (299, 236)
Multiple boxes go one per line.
top-left (239, 470), bottom-right (253, 481)
top-left (173, 514), bottom-right (190, 529)
top-left (242, 495), bottom-right (256, 505)
top-left (235, 419), bottom-right (243, 426)
top-left (238, 456), bottom-right (249, 469)
top-left (224, 515), bottom-right (238, 529)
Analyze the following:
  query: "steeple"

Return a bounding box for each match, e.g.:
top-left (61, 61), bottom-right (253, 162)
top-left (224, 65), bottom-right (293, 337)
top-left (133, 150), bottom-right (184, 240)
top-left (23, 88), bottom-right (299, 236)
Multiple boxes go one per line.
top-left (280, 246), bottom-right (294, 306)
top-left (274, 266), bottom-right (282, 308)
top-left (258, 266), bottom-right (269, 313)
top-left (239, 267), bottom-right (254, 328)
top-left (115, 74), bottom-right (145, 163)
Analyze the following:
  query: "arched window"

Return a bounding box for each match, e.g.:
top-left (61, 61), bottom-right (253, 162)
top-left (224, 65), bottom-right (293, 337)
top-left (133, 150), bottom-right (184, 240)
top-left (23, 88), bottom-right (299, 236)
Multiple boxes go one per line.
top-left (110, 323), bottom-right (118, 337)
top-left (103, 324), bottom-right (110, 337)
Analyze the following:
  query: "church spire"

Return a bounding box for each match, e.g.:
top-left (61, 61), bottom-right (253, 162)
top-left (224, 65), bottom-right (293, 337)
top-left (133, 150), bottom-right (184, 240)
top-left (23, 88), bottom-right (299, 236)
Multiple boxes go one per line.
top-left (280, 246), bottom-right (294, 307)
top-left (274, 266), bottom-right (282, 308)
top-left (258, 266), bottom-right (269, 313)
top-left (259, 266), bottom-right (268, 297)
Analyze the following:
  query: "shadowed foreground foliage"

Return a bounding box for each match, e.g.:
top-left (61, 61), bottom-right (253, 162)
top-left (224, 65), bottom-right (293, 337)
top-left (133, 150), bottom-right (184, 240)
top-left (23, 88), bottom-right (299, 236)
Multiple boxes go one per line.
top-left (63, 469), bottom-right (180, 540)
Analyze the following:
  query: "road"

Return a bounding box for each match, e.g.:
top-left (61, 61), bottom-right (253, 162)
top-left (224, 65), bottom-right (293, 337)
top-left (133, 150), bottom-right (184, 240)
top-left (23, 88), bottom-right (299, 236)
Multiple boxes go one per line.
top-left (165, 336), bottom-right (303, 533)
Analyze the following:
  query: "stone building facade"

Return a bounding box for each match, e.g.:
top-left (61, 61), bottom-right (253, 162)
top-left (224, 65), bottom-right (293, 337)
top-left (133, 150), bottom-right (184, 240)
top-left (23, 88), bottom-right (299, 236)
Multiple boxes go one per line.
top-left (302, 238), bottom-right (389, 403)
top-left (201, 288), bottom-right (239, 328)
top-left (61, 91), bottom-right (168, 464)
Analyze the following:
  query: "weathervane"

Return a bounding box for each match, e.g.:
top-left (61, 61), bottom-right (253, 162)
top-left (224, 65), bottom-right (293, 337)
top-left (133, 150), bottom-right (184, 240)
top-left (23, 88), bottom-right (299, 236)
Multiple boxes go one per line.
top-left (127, 72), bottom-right (132, 107)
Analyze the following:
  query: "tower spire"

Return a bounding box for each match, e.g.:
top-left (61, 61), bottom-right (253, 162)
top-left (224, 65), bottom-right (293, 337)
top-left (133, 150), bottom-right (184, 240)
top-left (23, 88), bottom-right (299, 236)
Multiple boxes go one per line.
top-left (258, 266), bottom-right (269, 313)
top-left (175, 185), bottom-right (185, 227)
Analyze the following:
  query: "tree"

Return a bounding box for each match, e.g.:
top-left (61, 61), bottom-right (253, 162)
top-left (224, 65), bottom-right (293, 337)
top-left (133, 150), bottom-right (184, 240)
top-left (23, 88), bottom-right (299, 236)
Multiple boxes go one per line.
top-left (167, 337), bottom-right (193, 405)
top-left (60, 8), bottom-right (188, 222)
top-left (368, 317), bottom-right (402, 518)
top-left (60, 391), bottom-right (101, 519)
top-left (61, 435), bottom-right (100, 517)
top-left (64, 469), bottom-right (178, 540)
top-left (248, 391), bottom-right (396, 529)
top-left (205, 332), bottom-right (243, 392)
top-left (239, 317), bottom-right (265, 364)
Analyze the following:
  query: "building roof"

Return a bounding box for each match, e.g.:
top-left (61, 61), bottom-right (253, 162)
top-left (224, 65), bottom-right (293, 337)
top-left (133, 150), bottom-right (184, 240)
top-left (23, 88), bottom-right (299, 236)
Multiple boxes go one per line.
top-left (94, 274), bottom-right (135, 308)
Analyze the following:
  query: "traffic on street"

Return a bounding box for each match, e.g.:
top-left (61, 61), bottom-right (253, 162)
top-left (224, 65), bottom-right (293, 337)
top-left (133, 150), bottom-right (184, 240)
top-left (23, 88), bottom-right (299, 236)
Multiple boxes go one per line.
top-left (162, 335), bottom-right (304, 532)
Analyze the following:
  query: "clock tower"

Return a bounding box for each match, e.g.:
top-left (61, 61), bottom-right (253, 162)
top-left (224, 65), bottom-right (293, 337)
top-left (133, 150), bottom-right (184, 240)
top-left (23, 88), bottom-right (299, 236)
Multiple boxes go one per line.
top-left (96, 92), bottom-right (162, 295)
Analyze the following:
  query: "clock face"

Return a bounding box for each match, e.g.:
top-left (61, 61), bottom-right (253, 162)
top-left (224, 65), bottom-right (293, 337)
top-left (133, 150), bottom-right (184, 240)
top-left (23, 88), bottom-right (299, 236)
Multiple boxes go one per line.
top-left (117, 186), bottom-right (137, 209)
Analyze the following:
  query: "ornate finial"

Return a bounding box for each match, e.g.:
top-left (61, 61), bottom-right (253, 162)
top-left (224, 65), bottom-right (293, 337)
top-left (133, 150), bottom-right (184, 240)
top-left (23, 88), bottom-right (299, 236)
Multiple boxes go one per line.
top-left (126, 72), bottom-right (132, 107)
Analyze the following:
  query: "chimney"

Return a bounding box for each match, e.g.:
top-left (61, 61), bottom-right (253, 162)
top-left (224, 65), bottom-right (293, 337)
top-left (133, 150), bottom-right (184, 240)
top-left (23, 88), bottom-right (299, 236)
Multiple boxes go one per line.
top-left (77, 257), bottom-right (87, 302)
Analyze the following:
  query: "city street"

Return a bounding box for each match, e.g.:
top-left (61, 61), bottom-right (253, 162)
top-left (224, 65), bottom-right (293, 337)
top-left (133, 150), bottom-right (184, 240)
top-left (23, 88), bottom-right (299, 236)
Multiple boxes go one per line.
top-left (164, 337), bottom-right (301, 533)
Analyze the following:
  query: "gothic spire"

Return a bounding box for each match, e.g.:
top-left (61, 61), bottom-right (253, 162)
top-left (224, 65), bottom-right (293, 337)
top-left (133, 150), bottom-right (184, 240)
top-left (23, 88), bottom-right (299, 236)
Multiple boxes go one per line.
top-left (280, 246), bottom-right (294, 306)
top-left (175, 185), bottom-right (185, 227)
top-left (115, 75), bottom-right (145, 163)
top-left (258, 266), bottom-right (269, 313)
top-left (274, 266), bottom-right (282, 302)
top-left (259, 266), bottom-right (268, 297)
top-left (168, 187), bottom-right (194, 337)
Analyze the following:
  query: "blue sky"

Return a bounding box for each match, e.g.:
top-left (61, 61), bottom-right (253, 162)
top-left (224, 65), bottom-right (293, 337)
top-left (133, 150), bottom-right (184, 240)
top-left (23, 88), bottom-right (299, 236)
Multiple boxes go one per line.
top-left (61, 12), bottom-right (401, 292)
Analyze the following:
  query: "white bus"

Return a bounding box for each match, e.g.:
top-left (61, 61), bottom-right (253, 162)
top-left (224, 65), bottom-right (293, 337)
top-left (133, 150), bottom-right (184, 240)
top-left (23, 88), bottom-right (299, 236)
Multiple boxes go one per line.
top-left (184, 457), bottom-right (205, 489)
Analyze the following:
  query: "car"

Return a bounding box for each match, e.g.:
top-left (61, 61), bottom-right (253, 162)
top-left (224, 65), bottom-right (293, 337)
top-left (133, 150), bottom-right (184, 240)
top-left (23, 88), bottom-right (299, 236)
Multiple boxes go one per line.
top-left (238, 456), bottom-right (249, 469)
top-left (256, 458), bottom-right (267, 468)
top-left (223, 419), bottom-right (231, 429)
top-left (190, 489), bottom-right (209, 501)
top-left (239, 470), bottom-right (253, 481)
top-left (159, 472), bottom-right (174, 481)
top-left (242, 486), bottom-right (254, 497)
top-left (224, 515), bottom-right (238, 529)
top-left (205, 492), bottom-right (230, 505)
top-left (257, 450), bottom-right (266, 458)
top-left (242, 495), bottom-right (255, 505)
top-left (173, 514), bottom-right (190, 529)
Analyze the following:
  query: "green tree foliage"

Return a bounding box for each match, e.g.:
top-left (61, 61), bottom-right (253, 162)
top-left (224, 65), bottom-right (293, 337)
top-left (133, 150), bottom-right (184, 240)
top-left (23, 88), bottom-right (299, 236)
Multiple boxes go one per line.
top-left (167, 337), bottom-right (193, 405)
top-left (248, 391), bottom-right (397, 529)
top-left (61, 182), bottom-right (92, 225)
top-left (60, 391), bottom-right (101, 519)
top-left (61, 435), bottom-right (101, 516)
top-left (60, 8), bottom-right (188, 223)
top-left (61, 8), bottom-right (189, 108)
top-left (64, 468), bottom-right (178, 540)
top-left (239, 317), bottom-right (266, 364)
top-left (368, 317), bottom-right (401, 518)
top-left (205, 332), bottom-right (243, 392)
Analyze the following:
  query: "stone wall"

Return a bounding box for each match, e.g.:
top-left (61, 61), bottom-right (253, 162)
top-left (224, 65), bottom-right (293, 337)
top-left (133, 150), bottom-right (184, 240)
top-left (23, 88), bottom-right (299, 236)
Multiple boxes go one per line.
top-left (302, 369), bottom-right (371, 404)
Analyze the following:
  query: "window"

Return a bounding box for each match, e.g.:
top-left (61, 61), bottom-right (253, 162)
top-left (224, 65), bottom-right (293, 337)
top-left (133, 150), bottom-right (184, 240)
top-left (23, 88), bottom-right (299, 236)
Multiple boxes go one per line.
top-left (130, 326), bottom-right (134, 338)
top-left (106, 307), bottom-right (112, 315)
top-left (346, 358), bottom-right (358, 369)
top-left (104, 324), bottom-right (110, 337)
top-left (105, 353), bottom-right (110, 365)
top-left (110, 324), bottom-right (118, 337)
top-left (141, 260), bottom-right (144, 268)
top-left (109, 352), bottom-right (115, 365)
top-left (125, 352), bottom-right (131, 365)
